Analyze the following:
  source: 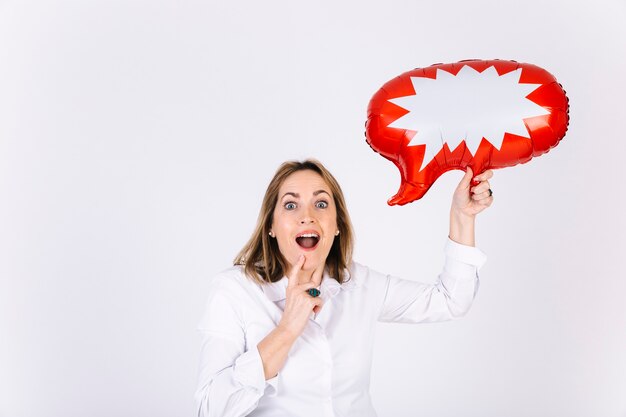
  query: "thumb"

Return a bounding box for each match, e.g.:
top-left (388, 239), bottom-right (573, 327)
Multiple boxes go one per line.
top-left (458, 166), bottom-right (473, 190)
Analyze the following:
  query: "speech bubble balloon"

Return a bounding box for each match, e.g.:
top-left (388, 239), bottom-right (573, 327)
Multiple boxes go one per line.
top-left (365, 59), bottom-right (570, 205)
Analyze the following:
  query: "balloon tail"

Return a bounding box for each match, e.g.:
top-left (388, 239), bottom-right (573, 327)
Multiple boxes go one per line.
top-left (388, 181), bottom-right (428, 206)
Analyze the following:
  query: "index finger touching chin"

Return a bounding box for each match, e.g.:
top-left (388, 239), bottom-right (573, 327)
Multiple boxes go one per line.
top-left (287, 255), bottom-right (306, 287)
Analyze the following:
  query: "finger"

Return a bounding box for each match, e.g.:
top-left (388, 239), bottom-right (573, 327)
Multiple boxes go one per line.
top-left (458, 166), bottom-right (473, 190)
top-left (473, 169), bottom-right (493, 182)
top-left (312, 296), bottom-right (324, 308)
top-left (470, 181), bottom-right (491, 195)
top-left (473, 169), bottom-right (494, 182)
top-left (311, 294), bottom-right (325, 313)
top-left (472, 190), bottom-right (492, 201)
top-left (287, 255), bottom-right (306, 288)
top-left (298, 282), bottom-right (325, 304)
top-left (476, 196), bottom-right (494, 206)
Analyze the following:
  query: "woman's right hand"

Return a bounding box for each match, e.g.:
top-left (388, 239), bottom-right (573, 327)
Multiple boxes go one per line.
top-left (277, 255), bottom-right (324, 339)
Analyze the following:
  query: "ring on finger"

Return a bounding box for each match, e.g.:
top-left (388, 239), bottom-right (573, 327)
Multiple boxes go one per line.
top-left (307, 288), bottom-right (320, 298)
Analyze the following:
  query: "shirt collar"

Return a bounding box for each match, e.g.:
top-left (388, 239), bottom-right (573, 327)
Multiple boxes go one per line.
top-left (261, 269), bottom-right (356, 303)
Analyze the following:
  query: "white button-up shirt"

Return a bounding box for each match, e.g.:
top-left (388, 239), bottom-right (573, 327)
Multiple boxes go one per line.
top-left (195, 238), bottom-right (487, 417)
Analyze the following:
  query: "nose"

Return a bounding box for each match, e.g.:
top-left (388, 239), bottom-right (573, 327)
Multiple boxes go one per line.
top-left (299, 206), bottom-right (315, 224)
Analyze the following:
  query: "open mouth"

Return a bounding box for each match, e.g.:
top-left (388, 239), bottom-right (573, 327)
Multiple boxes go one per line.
top-left (295, 232), bottom-right (320, 250)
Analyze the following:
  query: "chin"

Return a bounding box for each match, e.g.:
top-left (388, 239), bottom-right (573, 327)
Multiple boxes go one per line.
top-left (301, 261), bottom-right (322, 271)
top-left (305, 252), bottom-right (332, 271)
top-left (294, 251), bottom-right (324, 271)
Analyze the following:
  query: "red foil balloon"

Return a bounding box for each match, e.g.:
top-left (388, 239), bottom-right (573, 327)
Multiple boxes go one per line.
top-left (365, 59), bottom-right (570, 205)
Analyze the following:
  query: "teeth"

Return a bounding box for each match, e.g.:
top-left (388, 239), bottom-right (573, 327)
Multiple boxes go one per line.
top-left (299, 233), bottom-right (319, 238)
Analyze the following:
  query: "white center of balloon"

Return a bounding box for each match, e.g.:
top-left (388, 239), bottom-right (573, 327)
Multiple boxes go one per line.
top-left (387, 65), bottom-right (549, 171)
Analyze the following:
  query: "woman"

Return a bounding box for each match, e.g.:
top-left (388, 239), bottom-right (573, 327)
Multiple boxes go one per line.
top-left (195, 159), bottom-right (493, 417)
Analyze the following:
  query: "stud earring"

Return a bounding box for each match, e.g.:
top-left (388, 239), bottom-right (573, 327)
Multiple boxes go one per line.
top-left (269, 231), bottom-right (275, 238)
top-left (335, 230), bottom-right (340, 236)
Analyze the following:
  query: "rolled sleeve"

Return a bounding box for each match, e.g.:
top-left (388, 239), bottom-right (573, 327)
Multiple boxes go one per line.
top-left (232, 346), bottom-right (267, 394)
top-left (233, 345), bottom-right (278, 397)
top-left (443, 237), bottom-right (487, 278)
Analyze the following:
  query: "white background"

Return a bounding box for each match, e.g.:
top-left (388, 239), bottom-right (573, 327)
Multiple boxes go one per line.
top-left (1, 0), bottom-right (625, 416)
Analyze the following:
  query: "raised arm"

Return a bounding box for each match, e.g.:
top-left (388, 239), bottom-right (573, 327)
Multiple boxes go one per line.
top-left (378, 167), bottom-right (493, 323)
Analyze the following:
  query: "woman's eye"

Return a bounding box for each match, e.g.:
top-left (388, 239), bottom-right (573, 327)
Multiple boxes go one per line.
top-left (316, 200), bottom-right (329, 209)
top-left (284, 202), bottom-right (297, 210)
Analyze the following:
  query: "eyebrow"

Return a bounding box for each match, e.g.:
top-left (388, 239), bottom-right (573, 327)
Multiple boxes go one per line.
top-left (280, 190), bottom-right (330, 200)
top-left (281, 192), bottom-right (299, 199)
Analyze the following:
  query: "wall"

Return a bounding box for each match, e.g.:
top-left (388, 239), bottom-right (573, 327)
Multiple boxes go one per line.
top-left (1, 0), bottom-right (624, 416)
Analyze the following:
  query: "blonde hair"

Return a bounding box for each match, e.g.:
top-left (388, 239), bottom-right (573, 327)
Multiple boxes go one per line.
top-left (234, 159), bottom-right (354, 284)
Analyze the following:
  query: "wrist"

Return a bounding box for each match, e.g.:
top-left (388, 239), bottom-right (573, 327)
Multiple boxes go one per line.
top-left (449, 208), bottom-right (476, 246)
top-left (450, 207), bottom-right (475, 222)
top-left (275, 323), bottom-right (300, 344)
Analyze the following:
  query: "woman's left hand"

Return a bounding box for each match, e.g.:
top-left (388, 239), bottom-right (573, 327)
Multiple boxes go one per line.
top-left (451, 167), bottom-right (494, 218)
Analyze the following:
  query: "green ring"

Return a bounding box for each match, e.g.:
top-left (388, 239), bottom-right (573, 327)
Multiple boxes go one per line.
top-left (307, 288), bottom-right (320, 298)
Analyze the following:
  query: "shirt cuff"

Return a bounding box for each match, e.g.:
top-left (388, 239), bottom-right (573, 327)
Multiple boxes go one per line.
top-left (444, 237), bottom-right (487, 278)
top-left (232, 345), bottom-right (278, 396)
top-left (266, 374), bottom-right (278, 397)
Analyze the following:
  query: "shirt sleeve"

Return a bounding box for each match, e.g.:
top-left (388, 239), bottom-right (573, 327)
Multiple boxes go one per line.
top-left (377, 238), bottom-right (487, 323)
top-left (195, 276), bottom-right (277, 417)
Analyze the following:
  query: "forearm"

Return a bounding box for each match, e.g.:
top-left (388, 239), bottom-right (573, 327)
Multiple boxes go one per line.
top-left (449, 208), bottom-right (476, 247)
top-left (257, 326), bottom-right (297, 380)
